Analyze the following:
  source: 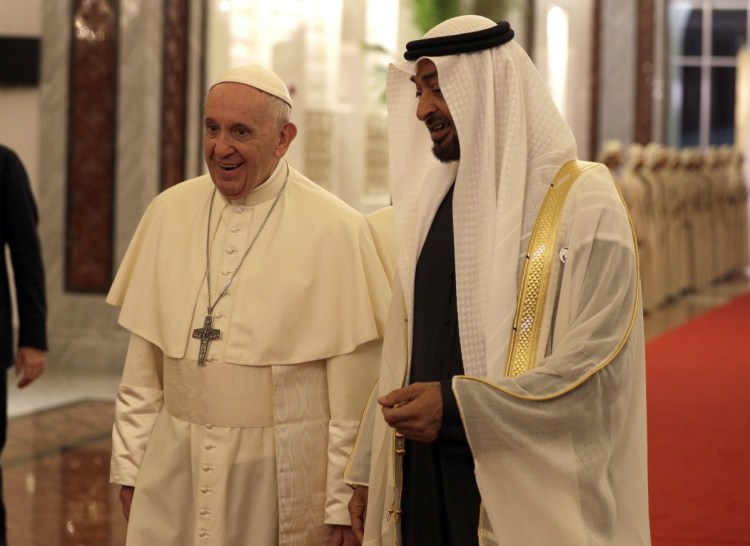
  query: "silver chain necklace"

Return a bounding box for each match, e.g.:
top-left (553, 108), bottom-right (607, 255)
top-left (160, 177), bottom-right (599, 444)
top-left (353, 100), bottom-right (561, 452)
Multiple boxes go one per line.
top-left (192, 160), bottom-right (290, 366)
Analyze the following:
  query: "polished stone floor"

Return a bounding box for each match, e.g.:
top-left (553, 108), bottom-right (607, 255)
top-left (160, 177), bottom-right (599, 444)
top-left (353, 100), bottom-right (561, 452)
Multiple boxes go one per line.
top-left (4, 400), bottom-right (125, 546)
top-left (2, 272), bottom-right (748, 545)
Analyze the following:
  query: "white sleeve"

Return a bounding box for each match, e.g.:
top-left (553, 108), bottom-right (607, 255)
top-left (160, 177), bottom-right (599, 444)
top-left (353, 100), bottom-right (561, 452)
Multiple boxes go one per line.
top-left (324, 339), bottom-right (381, 525)
top-left (109, 334), bottom-right (164, 486)
top-left (453, 177), bottom-right (649, 544)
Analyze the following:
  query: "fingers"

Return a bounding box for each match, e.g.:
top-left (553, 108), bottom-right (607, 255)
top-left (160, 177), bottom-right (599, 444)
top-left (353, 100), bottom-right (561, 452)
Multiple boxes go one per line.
top-left (343, 529), bottom-right (361, 546)
top-left (335, 526), bottom-right (361, 546)
top-left (18, 360), bottom-right (44, 388)
top-left (378, 384), bottom-right (428, 425)
top-left (119, 486), bottom-right (135, 521)
top-left (15, 347), bottom-right (46, 388)
top-left (378, 382), bottom-right (443, 442)
top-left (378, 385), bottom-right (423, 428)
top-left (330, 526), bottom-right (343, 546)
top-left (17, 363), bottom-right (43, 388)
top-left (17, 375), bottom-right (34, 389)
top-left (378, 387), bottom-right (412, 409)
top-left (380, 403), bottom-right (411, 426)
top-left (348, 486), bottom-right (368, 543)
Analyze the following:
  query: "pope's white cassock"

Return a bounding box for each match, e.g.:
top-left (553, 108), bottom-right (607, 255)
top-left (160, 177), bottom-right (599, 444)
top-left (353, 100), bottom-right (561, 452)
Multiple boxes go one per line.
top-left (346, 16), bottom-right (650, 546)
top-left (108, 158), bottom-right (390, 545)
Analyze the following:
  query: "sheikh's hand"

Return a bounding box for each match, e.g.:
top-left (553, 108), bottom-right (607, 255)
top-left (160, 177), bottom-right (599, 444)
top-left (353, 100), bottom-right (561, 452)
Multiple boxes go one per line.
top-left (379, 382), bottom-right (443, 442)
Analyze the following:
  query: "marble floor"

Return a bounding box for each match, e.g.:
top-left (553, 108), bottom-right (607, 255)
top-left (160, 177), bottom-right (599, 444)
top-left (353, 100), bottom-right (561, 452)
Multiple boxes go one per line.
top-left (5, 374), bottom-right (123, 545)
top-left (2, 272), bottom-right (749, 545)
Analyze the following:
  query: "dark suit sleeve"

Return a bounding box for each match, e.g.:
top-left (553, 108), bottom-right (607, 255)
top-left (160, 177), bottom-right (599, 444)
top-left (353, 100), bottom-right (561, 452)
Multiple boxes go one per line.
top-left (0, 147), bottom-right (47, 355)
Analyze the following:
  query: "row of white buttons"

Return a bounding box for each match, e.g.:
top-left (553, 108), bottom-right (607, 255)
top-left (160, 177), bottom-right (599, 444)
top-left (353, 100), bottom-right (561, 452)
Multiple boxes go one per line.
top-left (198, 422), bottom-right (218, 539)
top-left (196, 207), bottom-right (247, 540)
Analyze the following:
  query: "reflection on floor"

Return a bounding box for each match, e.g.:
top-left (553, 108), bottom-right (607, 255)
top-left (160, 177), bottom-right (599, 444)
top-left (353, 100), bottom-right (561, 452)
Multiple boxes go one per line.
top-left (4, 401), bottom-right (126, 545)
top-left (2, 273), bottom-right (748, 545)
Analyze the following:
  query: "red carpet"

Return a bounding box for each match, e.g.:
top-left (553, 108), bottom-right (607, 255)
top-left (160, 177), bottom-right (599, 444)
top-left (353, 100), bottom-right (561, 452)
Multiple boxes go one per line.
top-left (647, 293), bottom-right (750, 545)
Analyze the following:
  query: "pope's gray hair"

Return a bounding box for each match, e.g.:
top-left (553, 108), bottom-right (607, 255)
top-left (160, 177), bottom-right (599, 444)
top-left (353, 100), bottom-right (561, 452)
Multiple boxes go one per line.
top-left (265, 93), bottom-right (291, 130)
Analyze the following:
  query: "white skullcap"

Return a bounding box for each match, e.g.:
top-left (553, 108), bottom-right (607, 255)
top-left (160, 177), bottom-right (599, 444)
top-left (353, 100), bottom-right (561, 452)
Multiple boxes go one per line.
top-left (210, 65), bottom-right (292, 107)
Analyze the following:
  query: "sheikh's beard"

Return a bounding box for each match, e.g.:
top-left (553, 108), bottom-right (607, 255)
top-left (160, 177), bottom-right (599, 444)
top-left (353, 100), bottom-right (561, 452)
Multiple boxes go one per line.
top-left (432, 137), bottom-right (460, 163)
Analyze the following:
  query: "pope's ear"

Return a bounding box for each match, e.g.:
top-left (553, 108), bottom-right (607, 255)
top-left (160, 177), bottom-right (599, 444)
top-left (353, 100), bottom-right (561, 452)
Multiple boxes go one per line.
top-left (275, 122), bottom-right (297, 158)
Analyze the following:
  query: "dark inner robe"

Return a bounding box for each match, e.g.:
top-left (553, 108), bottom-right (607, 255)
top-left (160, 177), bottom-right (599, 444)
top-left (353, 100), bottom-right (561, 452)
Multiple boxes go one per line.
top-left (401, 185), bottom-right (481, 546)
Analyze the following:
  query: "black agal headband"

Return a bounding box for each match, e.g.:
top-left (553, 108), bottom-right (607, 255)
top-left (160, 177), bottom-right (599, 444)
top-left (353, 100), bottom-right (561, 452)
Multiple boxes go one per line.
top-left (404, 21), bottom-right (514, 61)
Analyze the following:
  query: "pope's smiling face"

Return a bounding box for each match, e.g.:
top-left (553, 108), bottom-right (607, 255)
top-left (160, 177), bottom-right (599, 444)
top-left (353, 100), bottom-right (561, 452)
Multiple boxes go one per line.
top-left (412, 59), bottom-right (460, 163)
top-left (203, 82), bottom-right (295, 200)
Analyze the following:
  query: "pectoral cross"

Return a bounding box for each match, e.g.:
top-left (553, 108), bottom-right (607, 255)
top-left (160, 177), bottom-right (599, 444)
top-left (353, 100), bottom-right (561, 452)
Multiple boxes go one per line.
top-left (192, 315), bottom-right (221, 366)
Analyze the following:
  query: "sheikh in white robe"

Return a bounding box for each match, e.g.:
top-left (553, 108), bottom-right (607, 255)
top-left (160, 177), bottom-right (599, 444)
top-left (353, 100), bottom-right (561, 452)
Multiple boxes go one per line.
top-left (349, 16), bottom-right (648, 545)
top-left (347, 164), bottom-right (650, 545)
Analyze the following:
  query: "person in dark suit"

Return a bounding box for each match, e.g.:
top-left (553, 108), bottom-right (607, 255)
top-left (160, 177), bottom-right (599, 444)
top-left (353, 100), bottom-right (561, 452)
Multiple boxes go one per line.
top-left (0, 144), bottom-right (47, 546)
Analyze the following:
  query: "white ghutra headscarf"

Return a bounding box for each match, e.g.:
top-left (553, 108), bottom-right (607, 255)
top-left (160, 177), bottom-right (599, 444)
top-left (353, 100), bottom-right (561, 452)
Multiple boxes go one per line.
top-left (387, 15), bottom-right (577, 380)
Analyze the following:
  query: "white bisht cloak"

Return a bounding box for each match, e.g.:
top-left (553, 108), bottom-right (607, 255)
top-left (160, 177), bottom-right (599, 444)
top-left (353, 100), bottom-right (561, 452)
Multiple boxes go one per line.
top-left (346, 15), bottom-right (650, 546)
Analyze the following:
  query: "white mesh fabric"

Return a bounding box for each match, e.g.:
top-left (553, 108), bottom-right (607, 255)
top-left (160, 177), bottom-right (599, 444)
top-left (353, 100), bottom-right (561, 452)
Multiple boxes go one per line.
top-left (387, 15), bottom-right (577, 380)
top-left (453, 167), bottom-right (649, 544)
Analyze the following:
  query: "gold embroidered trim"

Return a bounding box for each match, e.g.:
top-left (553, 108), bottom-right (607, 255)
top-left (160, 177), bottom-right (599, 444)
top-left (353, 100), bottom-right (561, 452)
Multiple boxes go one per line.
top-left (505, 160), bottom-right (596, 377)
top-left (452, 167), bottom-right (643, 543)
top-left (453, 162), bottom-right (641, 401)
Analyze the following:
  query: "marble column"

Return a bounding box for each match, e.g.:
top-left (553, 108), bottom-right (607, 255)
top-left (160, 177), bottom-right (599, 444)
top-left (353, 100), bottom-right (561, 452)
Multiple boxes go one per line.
top-left (39, 0), bottom-right (204, 373)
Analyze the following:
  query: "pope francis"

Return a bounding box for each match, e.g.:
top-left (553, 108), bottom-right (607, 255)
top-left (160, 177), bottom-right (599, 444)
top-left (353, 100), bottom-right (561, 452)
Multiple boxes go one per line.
top-left (107, 65), bottom-right (390, 545)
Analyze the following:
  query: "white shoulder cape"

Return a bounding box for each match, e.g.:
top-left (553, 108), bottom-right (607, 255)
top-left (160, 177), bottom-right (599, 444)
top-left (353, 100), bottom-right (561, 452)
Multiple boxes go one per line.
top-left (108, 166), bottom-right (389, 364)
